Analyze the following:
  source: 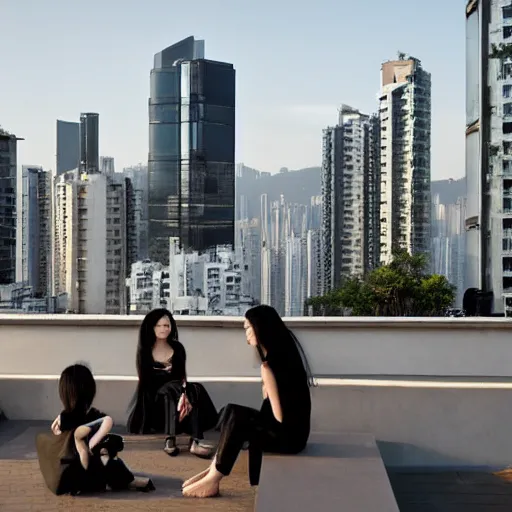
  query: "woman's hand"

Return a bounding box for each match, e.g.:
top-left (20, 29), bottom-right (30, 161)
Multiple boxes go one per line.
top-left (51, 415), bottom-right (62, 435)
top-left (178, 393), bottom-right (192, 422)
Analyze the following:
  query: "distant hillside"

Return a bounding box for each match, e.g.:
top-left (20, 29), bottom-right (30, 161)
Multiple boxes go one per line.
top-left (236, 165), bottom-right (321, 219)
top-left (236, 165), bottom-right (466, 220)
top-left (431, 177), bottom-right (466, 204)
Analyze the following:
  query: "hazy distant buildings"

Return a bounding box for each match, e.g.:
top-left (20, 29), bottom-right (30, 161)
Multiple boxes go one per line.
top-left (0, 130), bottom-right (19, 285)
top-left (100, 156), bottom-right (115, 176)
top-left (379, 55), bottom-right (431, 264)
top-left (148, 36), bottom-right (236, 263)
top-left (20, 166), bottom-right (51, 296)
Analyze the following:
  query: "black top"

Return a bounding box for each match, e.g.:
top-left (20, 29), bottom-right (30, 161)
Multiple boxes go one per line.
top-left (145, 340), bottom-right (187, 394)
top-left (260, 359), bottom-right (311, 451)
top-left (59, 407), bottom-right (106, 432)
top-left (127, 340), bottom-right (189, 434)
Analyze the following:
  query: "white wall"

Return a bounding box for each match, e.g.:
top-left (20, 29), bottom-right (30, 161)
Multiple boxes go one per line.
top-left (2, 315), bottom-right (512, 378)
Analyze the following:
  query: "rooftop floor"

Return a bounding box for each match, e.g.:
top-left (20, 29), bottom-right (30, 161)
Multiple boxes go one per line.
top-left (0, 420), bottom-right (254, 512)
top-left (388, 468), bottom-right (512, 511)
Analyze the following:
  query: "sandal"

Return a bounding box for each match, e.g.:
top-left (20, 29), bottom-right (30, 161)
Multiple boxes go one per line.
top-left (189, 438), bottom-right (215, 459)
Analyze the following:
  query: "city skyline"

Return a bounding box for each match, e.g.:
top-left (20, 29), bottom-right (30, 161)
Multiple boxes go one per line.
top-left (1, 0), bottom-right (463, 180)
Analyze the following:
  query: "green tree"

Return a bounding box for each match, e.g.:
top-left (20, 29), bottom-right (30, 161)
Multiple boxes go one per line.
top-left (306, 250), bottom-right (456, 317)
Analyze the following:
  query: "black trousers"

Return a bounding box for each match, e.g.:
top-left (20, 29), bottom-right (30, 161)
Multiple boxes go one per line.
top-left (215, 404), bottom-right (283, 486)
top-left (158, 382), bottom-right (219, 439)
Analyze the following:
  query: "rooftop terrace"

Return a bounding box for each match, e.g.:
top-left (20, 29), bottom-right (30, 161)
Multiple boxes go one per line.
top-left (2, 314), bottom-right (512, 510)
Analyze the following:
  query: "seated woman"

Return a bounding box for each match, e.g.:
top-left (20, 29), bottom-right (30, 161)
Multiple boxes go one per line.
top-left (127, 308), bottom-right (219, 458)
top-left (41, 363), bottom-right (153, 495)
top-left (182, 304), bottom-right (314, 498)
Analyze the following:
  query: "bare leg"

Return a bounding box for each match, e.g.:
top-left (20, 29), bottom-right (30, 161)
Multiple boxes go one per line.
top-left (74, 416), bottom-right (114, 470)
top-left (74, 425), bottom-right (92, 470)
top-left (88, 416), bottom-right (113, 451)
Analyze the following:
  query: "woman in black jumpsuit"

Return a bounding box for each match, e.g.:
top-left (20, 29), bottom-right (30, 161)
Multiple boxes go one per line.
top-left (182, 304), bottom-right (314, 498)
top-left (127, 308), bottom-right (218, 457)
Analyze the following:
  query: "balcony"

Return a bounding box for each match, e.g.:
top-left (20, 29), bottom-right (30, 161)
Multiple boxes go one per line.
top-left (2, 315), bottom-right (512, 510)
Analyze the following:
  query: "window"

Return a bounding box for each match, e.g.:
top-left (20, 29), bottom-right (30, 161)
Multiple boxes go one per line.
top-left (504, 85), bottom-right (512, 98)
top-left (504, 5), bottom-right (512, 18)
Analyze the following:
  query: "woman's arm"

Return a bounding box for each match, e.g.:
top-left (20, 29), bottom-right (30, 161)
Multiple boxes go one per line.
top-left (51, 414), bottom-right (61, 435)
top-left (261, 362), bottom-right (283, 423)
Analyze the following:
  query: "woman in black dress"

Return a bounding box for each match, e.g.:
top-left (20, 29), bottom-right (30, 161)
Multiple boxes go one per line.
top-left (39, 363), bottom-right (153, 496)
top-left (127, 308), bottom-right (218, 458)
top-left (182, 304), bottom-right (314, 498)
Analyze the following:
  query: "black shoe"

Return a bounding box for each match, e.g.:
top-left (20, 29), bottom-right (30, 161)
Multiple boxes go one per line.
top-left (164, 437), bottom-right (180, 457)
top-left (136, 478), bottom-right (156, 492)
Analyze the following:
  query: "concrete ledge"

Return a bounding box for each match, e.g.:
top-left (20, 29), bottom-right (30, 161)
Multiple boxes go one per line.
top-left (2, 313), bottom-right (512, 329)
top-left (5, 317), bottom-right (512, 378)
top-left (255, 432), bottom-right (399, 512)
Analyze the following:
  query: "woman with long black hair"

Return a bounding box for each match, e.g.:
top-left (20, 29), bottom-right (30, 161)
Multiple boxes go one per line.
top-left (182, 304), bottom-right (314, 498)
top-left (127, 308), bottom-right (218, 458)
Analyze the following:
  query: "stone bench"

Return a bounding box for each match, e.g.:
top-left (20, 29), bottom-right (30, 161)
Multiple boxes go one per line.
top-left (255, 432), bottom-right (399, 512)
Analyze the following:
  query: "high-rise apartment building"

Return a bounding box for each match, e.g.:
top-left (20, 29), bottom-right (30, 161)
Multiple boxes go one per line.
top-left (0, 130), bottom-right (19, 285)
top-left (123, 164), bottom-right (149, 261)
top-left (148, 36), bottom-right (236, 263)
top-left (379, 55), bottom-right (431, 264)
top-left (320, 105), bottom-right (380, 294)
top-left (20, 166), bottom-right (51, 296)
top-left (54, 171), bottom-right (128, 314)
top-left (465, 0), bottom-right (512, 313)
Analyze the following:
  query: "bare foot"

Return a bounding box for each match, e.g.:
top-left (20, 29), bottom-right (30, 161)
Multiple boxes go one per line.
top-left (182, 473), bottom-right (221, 498)
top-left (182, 468), bottom-right (209, 489)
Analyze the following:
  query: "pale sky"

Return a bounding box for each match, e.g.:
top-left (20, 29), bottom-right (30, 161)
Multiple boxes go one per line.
top-left (1, 0), bottom-right (465, 179)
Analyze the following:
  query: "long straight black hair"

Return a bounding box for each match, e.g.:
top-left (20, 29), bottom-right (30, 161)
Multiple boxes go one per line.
top-left (245, 304), bottom-right (315, 387)
top-left (135, 308), bottom-right (185, 383)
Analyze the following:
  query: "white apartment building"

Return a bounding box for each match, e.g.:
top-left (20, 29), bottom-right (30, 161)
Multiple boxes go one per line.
top-left (379, 55), bottom-right (431, 264)
top-left (466, 0), bottom-right (512, 314)
top-left (53, 171), bottom-right (127, 314)
top-left (127, 241), bottom-right (254, 315)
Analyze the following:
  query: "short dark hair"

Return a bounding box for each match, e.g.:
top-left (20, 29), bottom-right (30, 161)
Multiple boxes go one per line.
top-left (58, 363), bottom-right (96, 413)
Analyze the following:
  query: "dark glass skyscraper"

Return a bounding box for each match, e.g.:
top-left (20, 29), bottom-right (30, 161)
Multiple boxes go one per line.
top-left (0, 130), bottom-right (19, 284)
top-left (56, 120), bottom-right (79, 176)
top-left (80, 113), bottom-right (100, 173)
top-left (148, 36), bottom-right (236, 263)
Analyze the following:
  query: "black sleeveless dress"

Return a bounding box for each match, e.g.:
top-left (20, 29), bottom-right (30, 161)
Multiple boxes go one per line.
top-left (127, 341), bottom-right (218, 439)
